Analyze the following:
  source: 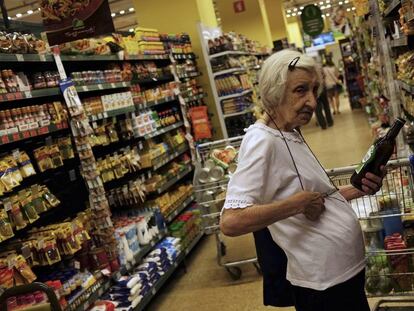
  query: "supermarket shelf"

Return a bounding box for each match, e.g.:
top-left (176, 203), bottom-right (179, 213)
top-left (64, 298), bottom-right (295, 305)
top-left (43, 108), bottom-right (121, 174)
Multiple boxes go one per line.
top-left (398, 80), bottom-right (414, 93)
top-left (135, 95), bottom-right (178, 110)
top-left (113, 231), bottom-right (168, 279)
top-left (405, 11), bottom-right (414, 22)
top-left (183, 93), bottom-right (206, 103)
top-left (209, 50), bottom-right (249, 59)
top-left (223, 107), bottom-right (253, 118)
top-left (76, 81), bottom-right (130, 93)
top-left (133, 75), bottom-right (175, 85)
top-left (154, 166), bottom-right (193, 194)
top-left (67, 278), bottom-right (112, 311)
top-left (134, 232), bottom-right (204, 311)
top-left (178, 72), bottom-right (201, 79)
top-left (125, 54), bottom-right (169, 60)
top-left (88, 106), bottom-right (136, 121)
top-left (391, 36), bottom-right (408, 48)
top-left (384, 0), bottom-right (400, 16)
top-left (218, 89), bottom-right (253, 101)
top-left (153, 144), bottom-right (189, 170)
top-left (143, 121), bottom-right (184, 139)
top-left (165, 195), bottom-right (195, 224)
top-left (0, 53), bottom-right (53, 62)
top-left (60, 54), bottom-right (122, 62)
top-left (173, 53), bottom-right (196, 60)
top-left (0, 122), bottom-right (68, 146)
top-left (213, 67), bottom-right (246, 78)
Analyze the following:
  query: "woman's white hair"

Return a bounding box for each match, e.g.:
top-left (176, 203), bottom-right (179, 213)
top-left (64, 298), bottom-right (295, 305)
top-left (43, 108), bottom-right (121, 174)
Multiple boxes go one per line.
top-left (259, 49), bottom-right (322, 113)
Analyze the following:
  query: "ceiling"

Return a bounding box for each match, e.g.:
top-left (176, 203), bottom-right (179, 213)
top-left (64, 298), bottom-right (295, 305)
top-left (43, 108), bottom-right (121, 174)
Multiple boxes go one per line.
top-left (2, 0), bottom-right (138, 31)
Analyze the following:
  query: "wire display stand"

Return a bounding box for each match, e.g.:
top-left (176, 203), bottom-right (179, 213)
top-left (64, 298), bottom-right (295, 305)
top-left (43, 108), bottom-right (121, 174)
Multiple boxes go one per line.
top-left (194, 135), bottom-right (260, 280)
top-left (195, 137), bottom-right (414, 307)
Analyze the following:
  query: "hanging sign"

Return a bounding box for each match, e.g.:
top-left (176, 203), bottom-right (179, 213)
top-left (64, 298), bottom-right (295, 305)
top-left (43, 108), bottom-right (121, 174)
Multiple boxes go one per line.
top-left (41, 0), bottom-right (115, 45)
top-left (301, 5), bottom-right (324, 36)
top-left (234, 1), bottom-right (246, 13)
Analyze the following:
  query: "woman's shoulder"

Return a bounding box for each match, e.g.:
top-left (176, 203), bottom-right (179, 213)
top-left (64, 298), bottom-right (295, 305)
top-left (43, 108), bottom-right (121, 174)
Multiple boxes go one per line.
top-left (244, 123), bottom-right (302, 144)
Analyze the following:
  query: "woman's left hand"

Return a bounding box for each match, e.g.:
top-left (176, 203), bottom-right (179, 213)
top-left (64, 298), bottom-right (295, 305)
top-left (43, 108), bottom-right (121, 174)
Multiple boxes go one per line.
top-left (360, 166), bottom-right (387, 195)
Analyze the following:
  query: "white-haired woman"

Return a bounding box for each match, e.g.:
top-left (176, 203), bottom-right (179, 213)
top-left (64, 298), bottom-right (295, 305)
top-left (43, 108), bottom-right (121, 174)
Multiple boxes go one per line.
top-left (220, 50), bottom-right (385, 311)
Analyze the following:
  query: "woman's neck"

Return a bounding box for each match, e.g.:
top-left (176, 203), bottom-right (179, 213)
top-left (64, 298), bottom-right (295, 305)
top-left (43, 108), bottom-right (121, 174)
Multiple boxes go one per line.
top-left (259, 112), bottom-right (295, 132)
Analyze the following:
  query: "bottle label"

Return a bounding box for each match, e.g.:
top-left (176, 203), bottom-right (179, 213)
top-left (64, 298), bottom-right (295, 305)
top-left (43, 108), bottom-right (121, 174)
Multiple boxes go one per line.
top-left (355, 145), bottom-right (375, 174)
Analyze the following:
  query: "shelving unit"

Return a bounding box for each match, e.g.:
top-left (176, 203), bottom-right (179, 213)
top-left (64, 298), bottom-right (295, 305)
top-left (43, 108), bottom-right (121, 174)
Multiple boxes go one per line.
top-left (197, 22), bottom-right (268, 138)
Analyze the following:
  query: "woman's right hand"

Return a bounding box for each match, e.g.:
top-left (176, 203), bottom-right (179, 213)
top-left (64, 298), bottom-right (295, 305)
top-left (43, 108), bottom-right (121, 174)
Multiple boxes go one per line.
top-left (291, 191), bottom-right (326, 221)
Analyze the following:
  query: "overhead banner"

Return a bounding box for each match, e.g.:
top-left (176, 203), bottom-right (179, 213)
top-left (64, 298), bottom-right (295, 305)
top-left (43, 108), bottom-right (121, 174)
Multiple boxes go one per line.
top-left (41, 0), bottom-right (115, 46)
top-left (301, 5), bottom-right (324, 36)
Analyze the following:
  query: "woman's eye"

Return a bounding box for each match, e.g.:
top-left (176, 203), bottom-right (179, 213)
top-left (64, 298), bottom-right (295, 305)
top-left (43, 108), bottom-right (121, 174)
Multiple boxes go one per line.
top-left (296, 87), bottom-right (306, 93)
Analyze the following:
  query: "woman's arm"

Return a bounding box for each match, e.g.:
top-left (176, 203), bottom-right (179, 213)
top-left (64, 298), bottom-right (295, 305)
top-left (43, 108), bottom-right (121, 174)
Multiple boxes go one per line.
top-left (221, 191), bottom-right (325, 237)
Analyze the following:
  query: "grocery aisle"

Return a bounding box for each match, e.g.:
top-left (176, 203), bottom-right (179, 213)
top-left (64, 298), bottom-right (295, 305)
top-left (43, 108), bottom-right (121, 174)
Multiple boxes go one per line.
top-left (147, 98), bottom-right (376, 311)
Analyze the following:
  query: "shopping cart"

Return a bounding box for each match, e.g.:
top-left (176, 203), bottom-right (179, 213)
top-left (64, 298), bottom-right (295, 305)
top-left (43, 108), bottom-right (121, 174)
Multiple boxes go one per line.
top-left (194, 136), bottom-right (260, 280)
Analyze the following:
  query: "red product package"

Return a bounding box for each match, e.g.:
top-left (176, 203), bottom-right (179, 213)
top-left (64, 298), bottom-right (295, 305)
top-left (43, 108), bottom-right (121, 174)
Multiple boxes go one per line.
top-left (188, 106), bottom-right (212, 141)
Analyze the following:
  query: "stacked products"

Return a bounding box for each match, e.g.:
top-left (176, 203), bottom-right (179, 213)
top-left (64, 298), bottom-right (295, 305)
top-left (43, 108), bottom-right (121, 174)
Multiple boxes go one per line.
top-left (82, 92), bottom-right (134, 116)
top-left (215, 74), bottom-right (251, 97)
top-left (222, 95), bottom-right (254, 115)
top-left (169, 209), bottom-right (201, 250)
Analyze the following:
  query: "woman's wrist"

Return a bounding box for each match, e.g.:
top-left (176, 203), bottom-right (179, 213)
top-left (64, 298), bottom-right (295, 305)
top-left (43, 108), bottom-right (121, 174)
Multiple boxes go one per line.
top-left (339, 186), bottom-right (364, 201)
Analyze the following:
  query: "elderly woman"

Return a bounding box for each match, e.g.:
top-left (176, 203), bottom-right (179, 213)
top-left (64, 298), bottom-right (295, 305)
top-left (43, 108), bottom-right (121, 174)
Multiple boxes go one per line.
top-left (220, 50), bottom-right (385, 311)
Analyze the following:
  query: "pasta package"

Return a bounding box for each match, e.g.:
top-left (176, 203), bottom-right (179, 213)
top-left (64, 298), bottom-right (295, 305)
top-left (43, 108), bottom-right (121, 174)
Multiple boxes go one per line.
top-left (17, 151), bottom-right (36, 178)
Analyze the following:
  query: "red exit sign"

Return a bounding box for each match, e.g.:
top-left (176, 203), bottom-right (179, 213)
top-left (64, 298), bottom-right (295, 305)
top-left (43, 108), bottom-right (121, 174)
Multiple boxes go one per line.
top-left (233, 0), bottom-right (245, 13)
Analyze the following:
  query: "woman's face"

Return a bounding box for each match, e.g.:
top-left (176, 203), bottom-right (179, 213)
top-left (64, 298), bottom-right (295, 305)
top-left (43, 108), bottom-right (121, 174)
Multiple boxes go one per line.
top-left (275, 68), bottom-right (320, 130)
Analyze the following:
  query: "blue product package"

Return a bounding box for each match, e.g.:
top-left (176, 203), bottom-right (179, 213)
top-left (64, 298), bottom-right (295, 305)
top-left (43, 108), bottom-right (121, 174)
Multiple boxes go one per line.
top-left (380, 208), bottom-right (403, 235)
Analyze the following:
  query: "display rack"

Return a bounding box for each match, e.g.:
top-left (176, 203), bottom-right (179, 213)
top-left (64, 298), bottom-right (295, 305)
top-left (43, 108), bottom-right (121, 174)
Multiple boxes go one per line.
top-left (197, 23), bottom-right (269, 138)
top-left (0, 31), bottom-right (206, 311)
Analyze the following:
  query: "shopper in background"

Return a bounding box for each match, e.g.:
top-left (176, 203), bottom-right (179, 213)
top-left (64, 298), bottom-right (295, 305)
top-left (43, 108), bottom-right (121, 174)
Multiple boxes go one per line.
top-left (220, 50), bottom-right (386, 311)
top-left (315, 72), bottom-right (334, 129)
top-left (323, 57), bottom-right (341, 114)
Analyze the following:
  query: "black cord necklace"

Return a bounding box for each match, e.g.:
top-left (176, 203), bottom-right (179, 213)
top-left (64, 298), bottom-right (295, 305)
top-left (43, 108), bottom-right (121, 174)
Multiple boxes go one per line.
top-left (264, 111), bottom-right (339, 195)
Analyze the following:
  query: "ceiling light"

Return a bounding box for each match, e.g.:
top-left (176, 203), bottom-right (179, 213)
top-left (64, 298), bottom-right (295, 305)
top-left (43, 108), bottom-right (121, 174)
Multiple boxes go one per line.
top-left (321, 5), bottom-right (326, 9)
top-left (111, 12), bottom-right (116, 17)
top-left (319, 1), bottom-right (323, 4)
top-left (27, 10), bottom-right (33, 14)
top-left (286, 14), bottom-right (291, 17)
top-left (287, 9), bottom-right (292, 13)
top-left (129, 28), bottom-right (134, 32)
top-left (298, 11), bottom-right (302, 15)
top-left (7, 16), bottom-right (11, 20)
top-left (129, 7), bottom-right (135, 12)
top-left (339, 1), bottom-right (343, 4)
top-left (344, 0), bottom-right (349, 3)
top-left (15, 13), bottom-right (22, 18)
top-left (322, 14), bottom-right (325, 17)
top-left (352, 6), bottom-right (356, 10)
top-left (326, 0), bottom-right (330, 3)
top-left (326, 13), bottom-right (330, 16)
top-left (346, 7), bottom-right (351, 11)
top-left (293, 8), bottom-right (298, 11)
top-left (292, 12), bottom-right (297, 16)
top-left (119, 10), bottom-right (125, 14)
top-left (300, 6), bottom-right (304, 9)
top-left (327, 4), bottom-right (331, 8)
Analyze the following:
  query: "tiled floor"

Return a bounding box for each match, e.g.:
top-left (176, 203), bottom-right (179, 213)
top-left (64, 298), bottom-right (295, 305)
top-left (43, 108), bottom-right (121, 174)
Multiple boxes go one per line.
top-left (146, 99), bottom-right (382, 311)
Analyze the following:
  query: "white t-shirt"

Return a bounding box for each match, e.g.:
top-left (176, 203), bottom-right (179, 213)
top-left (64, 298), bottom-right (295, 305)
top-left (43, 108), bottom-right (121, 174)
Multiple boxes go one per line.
top-left (223, 123), bottom-right (365, 290)
top-left (323, 66), bottom-right (338, 89)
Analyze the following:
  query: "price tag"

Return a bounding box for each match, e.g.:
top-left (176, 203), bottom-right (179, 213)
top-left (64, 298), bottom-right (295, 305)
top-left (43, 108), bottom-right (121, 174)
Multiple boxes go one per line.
top-left (16, 54), bottom-right (24, 62)
top-left (29, 129), bottom-right (37, 137)
top-left (39, 54), bottom-right (46, 62)
top-left (38, 126), bottom-right (49, 135)
top-left (24, 91), bottom-right (32, 98)
top-left (14, 92), bottom-right (23, 100)
top-left (6, 93), bottom-right (15, 101)
top-left (56, 123), bottom-right (63, 129)
top-left (82, 85), bottom-right (88, 92)
top-left (22, 131), bottom-right (31, 139)
top-left (110, 83), bottom-right (116, 88)
top-left (152, 288), bottom-right (156, 295)
top-left (74, 260), bottom-right (81, 269)
top-left (122, 82), bottom-right (127, 87)
top-left (98, 84), bottom-right (103, 90)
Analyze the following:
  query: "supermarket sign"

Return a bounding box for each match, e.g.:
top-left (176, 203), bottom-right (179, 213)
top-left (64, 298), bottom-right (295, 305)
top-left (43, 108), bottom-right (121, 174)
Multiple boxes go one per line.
top-left (41, 0), bottom-right (115, 46)
top-left (301, 5), bottom-right (324, 36)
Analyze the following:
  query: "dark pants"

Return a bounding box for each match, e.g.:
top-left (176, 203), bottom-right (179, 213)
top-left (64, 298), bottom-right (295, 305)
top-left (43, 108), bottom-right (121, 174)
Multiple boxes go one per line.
top-left (292, 269), bottom-right (370, 311)
top-left (315, 90), bottom-right (333, 129)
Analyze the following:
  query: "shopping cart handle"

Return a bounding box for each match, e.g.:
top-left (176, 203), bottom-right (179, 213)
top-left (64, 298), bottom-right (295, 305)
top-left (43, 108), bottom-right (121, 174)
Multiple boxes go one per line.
top-left (0, 282), bottom-right (62, 311)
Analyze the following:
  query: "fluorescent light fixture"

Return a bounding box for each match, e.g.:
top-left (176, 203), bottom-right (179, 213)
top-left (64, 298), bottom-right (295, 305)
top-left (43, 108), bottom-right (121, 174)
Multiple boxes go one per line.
top-left (129, 7), bottom-right (135, 12)
top-left (319, 1), bottom-right (324, 4)
top-left (300, 6), bottom-right (304, 9)
top-left (27, 10), bottom-right (33, 14)
top-left (352, 7), bottom-right (356, 10)
top-left (327, 4), bottom-right (331, 8)
top-left (339, 1), bottom-right (343, 4)
top-left (16, 13), bottom-right (22, 18)
top-left (129, 28), bottom-right (134, 32)
top-left (344, 0), bottom-right (349, 3)
top-left (287, 9), bottom-right (292, 13)
top-left (293, 8), bottom-right (298, 11)
top-left (111, 12), bottom-right (116, 17)
top-left (322, 14), bottom-right (325, 17)
top-left (321, 5), bottom-right (326, 9)
top-left (326, 0), bottom-right (330, 3)
top-left (119, 10), bottom-right (125, 14)
top-left (298, 11), bottom-right (302, 15)
top-left (7, 16), bottom-right (11, 20)
top-left (346, 7), bottom-right (351, 11)
top-left (326, 13), bottom-right (330, 16)
top-left (286, 14), bottom-right (291, 17)
top-left (292, 12), bottom-right (297, 16)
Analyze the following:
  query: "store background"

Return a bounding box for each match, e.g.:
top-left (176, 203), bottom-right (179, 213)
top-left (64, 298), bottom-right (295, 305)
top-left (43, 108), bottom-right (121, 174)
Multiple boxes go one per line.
top-left (1, 0), bottom-right (414, 310)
